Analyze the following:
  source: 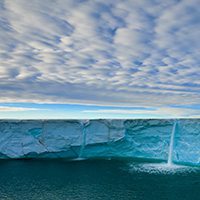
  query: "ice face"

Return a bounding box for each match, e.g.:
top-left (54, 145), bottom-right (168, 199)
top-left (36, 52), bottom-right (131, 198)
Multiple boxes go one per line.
top-left (173, 119), bottom-right (200, 165)
top-left (0, 119), bottom-right (200, 166)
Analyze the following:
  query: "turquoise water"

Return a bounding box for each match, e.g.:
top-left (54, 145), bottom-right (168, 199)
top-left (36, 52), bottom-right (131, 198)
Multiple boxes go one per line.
top-left (0, 159), bottom-right (200, 200)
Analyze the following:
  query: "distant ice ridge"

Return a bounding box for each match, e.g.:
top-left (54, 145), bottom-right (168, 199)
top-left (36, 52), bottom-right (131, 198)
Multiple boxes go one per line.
top-left (0, 119), bottom-right (200, 166)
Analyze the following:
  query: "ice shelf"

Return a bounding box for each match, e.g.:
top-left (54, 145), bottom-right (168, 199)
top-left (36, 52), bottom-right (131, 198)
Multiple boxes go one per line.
top-left (0, 119), bottom-right (200, 166)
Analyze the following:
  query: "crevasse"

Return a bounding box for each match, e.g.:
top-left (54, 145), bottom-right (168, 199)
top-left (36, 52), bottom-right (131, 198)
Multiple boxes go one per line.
top-left (0, 119), bottom-right (200, 166)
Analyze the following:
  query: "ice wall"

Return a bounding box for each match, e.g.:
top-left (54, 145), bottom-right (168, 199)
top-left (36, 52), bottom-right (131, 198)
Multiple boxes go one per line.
top-left (0, 119), bottom-right (200, 166)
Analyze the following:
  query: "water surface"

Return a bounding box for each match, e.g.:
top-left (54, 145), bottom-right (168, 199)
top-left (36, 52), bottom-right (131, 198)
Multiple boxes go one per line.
top-left (0, 159), bottom-right (199, 200)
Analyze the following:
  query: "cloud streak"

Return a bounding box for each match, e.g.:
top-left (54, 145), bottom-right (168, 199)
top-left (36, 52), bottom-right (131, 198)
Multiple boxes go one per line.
top-left (0, 106), bottom-right (43, 112)
top-left (82, 107), bottom-right (200, 118)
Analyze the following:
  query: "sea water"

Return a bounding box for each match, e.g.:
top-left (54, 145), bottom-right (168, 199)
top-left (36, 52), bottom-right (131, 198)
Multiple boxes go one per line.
top-left (0, 159), bottom-right (199, 200)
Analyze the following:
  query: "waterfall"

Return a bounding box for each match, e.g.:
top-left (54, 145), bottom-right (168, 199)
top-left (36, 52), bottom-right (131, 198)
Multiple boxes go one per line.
top-left (167, 121), bottom-right (177, 165)
top-left (78, 120), bottom-right (89, 159)
top-left (79, 126), bottom-right (86, 158)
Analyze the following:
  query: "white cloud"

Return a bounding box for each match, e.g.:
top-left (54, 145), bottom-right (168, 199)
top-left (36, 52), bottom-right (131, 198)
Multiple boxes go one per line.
top-left (0, 0), bottom-right (200, 114)
top-left (82, 107), bottom-right (200, 118)
top-left (0, 106), bottom-right (43, 112)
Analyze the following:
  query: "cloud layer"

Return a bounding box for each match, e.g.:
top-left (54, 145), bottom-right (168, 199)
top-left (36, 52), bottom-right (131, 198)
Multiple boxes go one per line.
top-left (0, 106), bottom-right (42, 112)
top-left (0, 0), bottom-right (200, 110)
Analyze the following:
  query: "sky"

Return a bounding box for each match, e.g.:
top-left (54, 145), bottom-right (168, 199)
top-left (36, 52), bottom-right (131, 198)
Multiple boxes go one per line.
top-left (0, 0), bottom-right (200, 119)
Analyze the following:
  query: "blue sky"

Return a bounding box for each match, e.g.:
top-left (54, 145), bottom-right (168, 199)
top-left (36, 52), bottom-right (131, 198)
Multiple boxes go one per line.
top-left (0, 0), bottom-right (200, 118)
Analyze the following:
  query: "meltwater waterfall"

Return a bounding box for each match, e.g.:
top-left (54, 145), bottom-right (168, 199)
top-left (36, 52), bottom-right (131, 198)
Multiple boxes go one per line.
top-left (77, 120), bottom-right (89, 160)
top-left (167, 121), bottom-right (177, 166)
top-left (78, 126), bottom-right (86, 159)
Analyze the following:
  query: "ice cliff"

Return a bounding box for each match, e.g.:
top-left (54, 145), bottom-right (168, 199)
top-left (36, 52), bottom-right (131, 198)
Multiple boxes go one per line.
top-left (0, 119), bottom-right (200, 166)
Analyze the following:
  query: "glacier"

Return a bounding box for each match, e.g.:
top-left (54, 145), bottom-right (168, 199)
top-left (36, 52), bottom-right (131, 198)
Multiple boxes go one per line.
top-left (0, 119), bottom-right (200, 166)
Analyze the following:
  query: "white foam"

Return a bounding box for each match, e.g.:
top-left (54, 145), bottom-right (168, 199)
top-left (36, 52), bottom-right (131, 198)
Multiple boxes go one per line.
top-left (128, 162), bottom-right (198, 175)
top-left (71, 157), bottom-right (87, 161)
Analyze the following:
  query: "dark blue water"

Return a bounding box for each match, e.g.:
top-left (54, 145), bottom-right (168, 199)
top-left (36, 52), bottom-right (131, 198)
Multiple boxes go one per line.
top-left (0, 159), bottom-right (200, 200)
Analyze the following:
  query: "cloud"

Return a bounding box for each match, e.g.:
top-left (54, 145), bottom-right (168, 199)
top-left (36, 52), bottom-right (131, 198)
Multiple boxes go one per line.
top-left (82, 107), bottom-right (200, 118)
top-left (0, 0), bottom-right (200, 114)
top-left (0, 106), bottom-right (43, 112)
